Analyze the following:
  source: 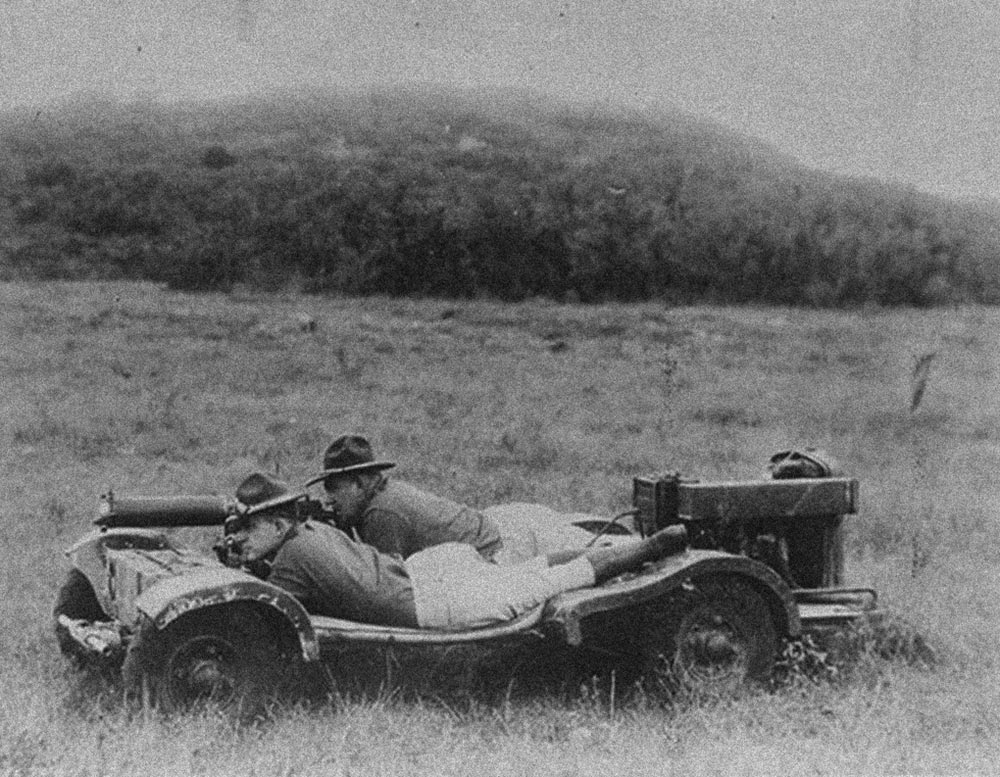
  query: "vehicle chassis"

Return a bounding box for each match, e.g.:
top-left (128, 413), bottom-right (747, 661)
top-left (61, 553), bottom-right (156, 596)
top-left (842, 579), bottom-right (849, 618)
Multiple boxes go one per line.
top-left (55, 461), bottom-right (878, 711)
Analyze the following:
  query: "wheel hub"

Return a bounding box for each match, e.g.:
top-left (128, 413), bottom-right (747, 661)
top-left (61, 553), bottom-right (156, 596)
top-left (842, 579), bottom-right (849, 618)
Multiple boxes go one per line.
top-left (185, 658), bottom-right (234, 696)
top-left (679, 614), bottom-right (746, 679)
top-left (169, 637), bottom-right (239, 703)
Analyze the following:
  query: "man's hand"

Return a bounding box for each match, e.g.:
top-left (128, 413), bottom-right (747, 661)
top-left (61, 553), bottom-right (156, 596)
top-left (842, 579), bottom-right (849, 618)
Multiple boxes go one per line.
top-left (213, 535), bottom-right (244, 567)
top-left (298, 496), bottom-right (334, 523)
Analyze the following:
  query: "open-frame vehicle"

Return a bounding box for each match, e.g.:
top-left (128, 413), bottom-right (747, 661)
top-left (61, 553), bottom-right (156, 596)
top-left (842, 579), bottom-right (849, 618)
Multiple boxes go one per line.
top-left (54, 450), bottom-right (879, 712)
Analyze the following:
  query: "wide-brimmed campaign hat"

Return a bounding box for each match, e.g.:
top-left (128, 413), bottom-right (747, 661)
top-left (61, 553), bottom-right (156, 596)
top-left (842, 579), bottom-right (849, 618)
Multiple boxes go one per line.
top-left (235, 472), bottom-right (304, 516)
top-left (305, 435), bottom-right (395, 486)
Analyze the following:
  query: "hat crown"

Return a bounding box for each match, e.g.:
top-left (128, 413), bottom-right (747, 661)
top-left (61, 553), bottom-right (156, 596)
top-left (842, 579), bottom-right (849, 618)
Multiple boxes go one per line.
top-left (323, 435), bottom-right (375, 471)
top-left (236, 472), bottom-right (290, 506)
top-left (305, 435), bottom-right (395, 486)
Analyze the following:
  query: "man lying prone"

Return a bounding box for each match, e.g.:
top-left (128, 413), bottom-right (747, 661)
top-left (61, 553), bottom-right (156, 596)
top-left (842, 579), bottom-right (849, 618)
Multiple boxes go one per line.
top-left (228, 472), bottom-right (687, 631)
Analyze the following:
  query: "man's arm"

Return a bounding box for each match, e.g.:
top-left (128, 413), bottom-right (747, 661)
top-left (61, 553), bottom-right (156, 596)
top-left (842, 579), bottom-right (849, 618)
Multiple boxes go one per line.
top-left (358, 508), bottom-right (415, 558)
top-left (268, 523), bottom-right (419, 627)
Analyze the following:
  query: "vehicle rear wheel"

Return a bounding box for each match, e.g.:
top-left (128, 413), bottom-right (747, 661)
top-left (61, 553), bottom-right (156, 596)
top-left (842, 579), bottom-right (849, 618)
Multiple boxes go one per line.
top-left (122, 604), bottom-right (303, 718)
top-left (53, 569), bottom-right (110, 663)
top-left (641, 575), bottom-right (778, 696)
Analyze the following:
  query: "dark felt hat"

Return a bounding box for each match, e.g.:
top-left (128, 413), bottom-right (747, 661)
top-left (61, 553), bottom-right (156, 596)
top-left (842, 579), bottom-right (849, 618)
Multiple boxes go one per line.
top-left (235, 472), bottom-right (303, 516)
top-left (305, 435), bottom-right (395, 486)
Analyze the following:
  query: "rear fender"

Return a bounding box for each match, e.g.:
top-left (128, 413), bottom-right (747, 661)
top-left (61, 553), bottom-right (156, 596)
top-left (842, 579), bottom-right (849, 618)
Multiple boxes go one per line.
top-left (64, 529), bottom-right (174, 616)
top-left (134, 568), bottom-right (320, 662)
top-left (544, 549), bottom-right (800, 646)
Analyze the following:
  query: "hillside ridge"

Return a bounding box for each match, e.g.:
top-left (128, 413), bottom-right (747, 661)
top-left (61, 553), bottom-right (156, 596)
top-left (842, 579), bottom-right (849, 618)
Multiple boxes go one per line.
top-left (2, 86), bottom-right (998, 306)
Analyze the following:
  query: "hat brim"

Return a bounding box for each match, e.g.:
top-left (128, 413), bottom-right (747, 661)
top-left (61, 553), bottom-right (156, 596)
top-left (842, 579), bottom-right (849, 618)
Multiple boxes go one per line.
top-left (243, 490), bottom-right (308, 516)
top-left (305, 461), bottom-right (395, 486)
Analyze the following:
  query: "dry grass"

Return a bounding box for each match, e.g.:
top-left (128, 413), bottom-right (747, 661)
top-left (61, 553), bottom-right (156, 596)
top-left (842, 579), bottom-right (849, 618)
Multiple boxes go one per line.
top-left (2, 281), bottom-right (999, 775)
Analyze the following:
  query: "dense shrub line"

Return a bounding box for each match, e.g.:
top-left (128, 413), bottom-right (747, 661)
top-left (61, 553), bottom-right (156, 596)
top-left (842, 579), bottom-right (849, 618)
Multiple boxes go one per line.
top-left (2, 89), bottom-right (999, 306)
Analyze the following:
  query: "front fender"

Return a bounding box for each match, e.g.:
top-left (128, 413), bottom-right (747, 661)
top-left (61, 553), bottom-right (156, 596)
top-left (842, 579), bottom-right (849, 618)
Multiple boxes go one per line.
top-left (543, 549), bottom-right (800, 646)
top-left (65, 528), bottom-right (174, 616)
top-left (135, 568), bottom-right (321, 662)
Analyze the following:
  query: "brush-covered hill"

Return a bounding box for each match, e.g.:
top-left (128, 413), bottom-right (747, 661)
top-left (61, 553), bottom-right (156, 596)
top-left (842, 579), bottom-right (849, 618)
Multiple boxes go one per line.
top-left (2, 86), bottom-right (999, 306)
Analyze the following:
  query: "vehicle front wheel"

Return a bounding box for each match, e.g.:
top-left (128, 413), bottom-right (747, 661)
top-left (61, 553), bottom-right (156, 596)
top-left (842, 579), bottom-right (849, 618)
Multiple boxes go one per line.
top-left (122, 603), bottom-right (303, 718)
top-left (641, 575), bottom-right (779, 696)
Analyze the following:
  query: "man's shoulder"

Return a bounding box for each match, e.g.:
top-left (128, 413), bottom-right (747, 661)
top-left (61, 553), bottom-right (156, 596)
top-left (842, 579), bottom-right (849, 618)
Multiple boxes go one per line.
top-left (378, 478), bottom-right (423, 499)
top-left (367, 479), bottom-right (426, 513)
top-left (281, 520), bottom-right (352, 555)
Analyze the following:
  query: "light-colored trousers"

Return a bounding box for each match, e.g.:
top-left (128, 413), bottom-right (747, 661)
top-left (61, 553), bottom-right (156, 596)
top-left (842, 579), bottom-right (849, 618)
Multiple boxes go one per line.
top-left (407, 542), bottom-right (595, 630)
top-left (484, 502), bottom-right (636, 564)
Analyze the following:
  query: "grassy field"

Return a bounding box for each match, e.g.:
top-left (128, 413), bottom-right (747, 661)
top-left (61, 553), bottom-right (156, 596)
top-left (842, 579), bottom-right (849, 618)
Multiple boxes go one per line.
top-left (2, 281), bottom-right (999, 775)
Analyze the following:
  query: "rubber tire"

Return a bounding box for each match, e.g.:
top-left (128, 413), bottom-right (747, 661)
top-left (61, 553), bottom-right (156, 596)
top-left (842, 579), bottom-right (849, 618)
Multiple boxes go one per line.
top-left (641, 575), bottom-right (779, 696)
top-left (53, 569), bottom-right (110, 663)
top-left (122, 604), bottom-right (303, 719)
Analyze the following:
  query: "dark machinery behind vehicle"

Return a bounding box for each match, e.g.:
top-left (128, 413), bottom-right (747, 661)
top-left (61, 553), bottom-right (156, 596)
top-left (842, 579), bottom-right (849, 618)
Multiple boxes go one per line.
top-left (53, 449), bottom-right (877, 714)
top-left (628, 450), bottom-right (875, 651)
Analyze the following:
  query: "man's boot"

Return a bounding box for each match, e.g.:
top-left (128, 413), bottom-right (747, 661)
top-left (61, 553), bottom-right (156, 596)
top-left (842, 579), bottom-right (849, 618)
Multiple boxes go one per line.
top-left (587, 525), bottom-right (688, 583)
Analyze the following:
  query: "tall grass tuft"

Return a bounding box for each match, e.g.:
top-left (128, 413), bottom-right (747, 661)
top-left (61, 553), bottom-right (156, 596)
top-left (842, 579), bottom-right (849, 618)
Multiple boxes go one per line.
top-left (909, 351), bottom-right (936, 412)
